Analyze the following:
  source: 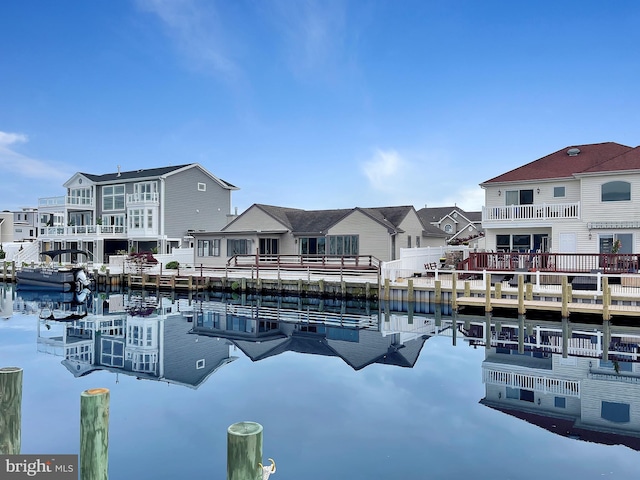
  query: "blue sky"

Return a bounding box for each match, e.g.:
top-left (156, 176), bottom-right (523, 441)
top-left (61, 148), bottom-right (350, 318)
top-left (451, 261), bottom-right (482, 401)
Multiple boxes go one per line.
top-left (1, 1), bottom-right (640, 215)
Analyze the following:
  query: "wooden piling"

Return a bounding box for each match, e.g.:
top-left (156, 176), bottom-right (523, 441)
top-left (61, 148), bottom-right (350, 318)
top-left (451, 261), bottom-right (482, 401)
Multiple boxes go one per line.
top-left (518, 315), bottom-right (525, 354)
top-left (0, 367), bottom-right (22, 455)
top-left (451, 273), bottom-right (457, 311)
top-left (603, 277), bottom-right (611, 321)
top-left (561, 276), bottom-right (569, 318)
top-left (485, 275), bottom-right (492, 313)
top-left (484, 313), bottom-right (492, 349)
top-left (434, 280), bottom-right (442, 304)
top-left (494, 282), bottom-right (502, 299)
top-left (407, 279), bottom-right (414, 302)
top-left (518, 274), bottom-right (525, 315)
top-left (80, 388), bottom-right (110, 480)
top-left (227, 421), bottom-right (263, 480)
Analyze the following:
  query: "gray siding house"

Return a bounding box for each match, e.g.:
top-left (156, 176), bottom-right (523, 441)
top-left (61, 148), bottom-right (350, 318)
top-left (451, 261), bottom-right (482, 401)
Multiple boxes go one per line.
top-left (37, 164), bottom-right (237, 262)
top-left (192, 203), bottom-right (446, 267)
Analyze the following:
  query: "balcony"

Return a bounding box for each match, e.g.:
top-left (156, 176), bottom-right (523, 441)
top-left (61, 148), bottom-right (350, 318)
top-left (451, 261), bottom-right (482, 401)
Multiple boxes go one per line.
top-left (39, 224), bottom-right (128, 238)
top-left (126, 192), bottom-right (159, 205)
top-left (66, 196), bottom-right (94, 208)
top-left (482, 202), bottom-right (580, 224)
top-left (483, 367), bottom-right (580, 397)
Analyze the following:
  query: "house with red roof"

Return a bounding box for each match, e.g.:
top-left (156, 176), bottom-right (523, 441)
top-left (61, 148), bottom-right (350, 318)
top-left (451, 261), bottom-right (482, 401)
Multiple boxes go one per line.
top-left (480, 142), bottom-right (640, 256)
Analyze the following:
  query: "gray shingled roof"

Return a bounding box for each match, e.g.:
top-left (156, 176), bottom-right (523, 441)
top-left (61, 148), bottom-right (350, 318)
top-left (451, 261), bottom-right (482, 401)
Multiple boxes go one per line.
top-left (229, 204), bottom-right (418, 235)
top-left (79, 163), bottom-right (238, 189)
top-left (417, 206), bottom-right (481, 227)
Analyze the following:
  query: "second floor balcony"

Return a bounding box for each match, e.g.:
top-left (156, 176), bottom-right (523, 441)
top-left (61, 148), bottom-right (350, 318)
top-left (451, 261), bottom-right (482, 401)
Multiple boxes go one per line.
top-left (126, 192), bottom-right (159, 205)
top-left (39, 224), bottom-right (128, 238)
top-left (482, 202), bottom-right (580, 223)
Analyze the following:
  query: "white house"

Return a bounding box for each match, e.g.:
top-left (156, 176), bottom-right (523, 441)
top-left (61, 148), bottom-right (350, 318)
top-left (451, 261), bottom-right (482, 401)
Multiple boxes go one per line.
top-left (480, 142), bottom-right (640, 256)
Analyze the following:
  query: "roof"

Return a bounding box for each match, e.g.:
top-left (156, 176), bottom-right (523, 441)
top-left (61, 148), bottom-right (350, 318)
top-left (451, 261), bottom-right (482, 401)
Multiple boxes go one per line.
top-left (481, 142), bottom-right (634, 184)
top-left (224, 203), bottom-right (420, 235)
top-left (77, 164), bottom-right (238, 189)
top-left (417, 206), bottom-right (482, 228)
top-left (579, 145), bottom-right (640, 175)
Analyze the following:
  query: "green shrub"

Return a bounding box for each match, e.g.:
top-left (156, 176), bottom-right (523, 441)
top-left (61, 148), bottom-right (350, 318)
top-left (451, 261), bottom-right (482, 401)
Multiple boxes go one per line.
top-left (165, 261), bottom-right (180, 269)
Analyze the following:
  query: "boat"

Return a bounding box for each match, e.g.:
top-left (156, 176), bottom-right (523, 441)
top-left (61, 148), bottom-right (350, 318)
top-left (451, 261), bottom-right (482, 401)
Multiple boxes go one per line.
top-left (16, 249), bottom-right (94, 291)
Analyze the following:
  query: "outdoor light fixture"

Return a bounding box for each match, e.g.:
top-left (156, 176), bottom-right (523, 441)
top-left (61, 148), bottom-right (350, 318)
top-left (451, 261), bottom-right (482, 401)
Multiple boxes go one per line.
top-left (498, 190), bottom-right (502, 196)
top-left (589, 233), bottom-right (592, 240)
top-left (537, 188), bottom-right (540, 194)
top-left (537, 398), bottom-right (541, 405)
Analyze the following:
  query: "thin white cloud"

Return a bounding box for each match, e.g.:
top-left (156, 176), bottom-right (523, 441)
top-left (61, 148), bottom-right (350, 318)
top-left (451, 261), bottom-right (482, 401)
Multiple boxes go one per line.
top-left (136, 0), bottom-right (239, 79)
top-left (267, 0), bottom-right (349, 77)
top-left (0, 130), bottom-right (70, 182)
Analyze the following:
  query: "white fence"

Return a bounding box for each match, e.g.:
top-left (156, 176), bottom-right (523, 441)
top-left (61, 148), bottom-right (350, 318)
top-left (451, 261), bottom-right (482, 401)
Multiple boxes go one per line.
top-left (107, 248), bottom-right (195, 273)
top-left (381, 246), bottom-right (471, 281)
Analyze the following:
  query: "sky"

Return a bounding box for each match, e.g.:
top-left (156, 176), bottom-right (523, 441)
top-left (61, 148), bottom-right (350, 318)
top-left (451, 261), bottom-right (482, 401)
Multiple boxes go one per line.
top-left (1, 1), bottom-right (640, 215)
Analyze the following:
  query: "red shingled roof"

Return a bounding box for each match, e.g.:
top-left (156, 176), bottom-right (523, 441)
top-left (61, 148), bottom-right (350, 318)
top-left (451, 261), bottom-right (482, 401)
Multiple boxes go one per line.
top-left (580, 145), bottom-right (640, 174)
top-left (482, 142), bottom-right (633, 184)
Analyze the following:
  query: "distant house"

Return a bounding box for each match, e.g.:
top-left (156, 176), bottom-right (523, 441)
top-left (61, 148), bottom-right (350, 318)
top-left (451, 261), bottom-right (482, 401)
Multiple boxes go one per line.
top-left (37, 164), bottom-right (237, 263)
top-left (417, 206), bottom-right (483, 246)
top-left (480, 142), bottom-right (640, 254)
top-left (192, 203), bottom-right (448, 267)
top-left (0, 211), bottom-right (13, 244)
top-left (12, 207), bottom-right (38, 242)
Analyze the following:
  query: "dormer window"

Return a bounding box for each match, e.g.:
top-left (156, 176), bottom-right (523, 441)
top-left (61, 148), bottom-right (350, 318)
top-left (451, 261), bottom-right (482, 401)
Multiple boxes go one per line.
top-left (444, 224), bottom-right (453, 233)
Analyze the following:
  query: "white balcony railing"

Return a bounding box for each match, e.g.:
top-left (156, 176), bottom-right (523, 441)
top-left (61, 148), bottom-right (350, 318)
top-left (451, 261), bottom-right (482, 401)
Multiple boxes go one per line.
top-left (482, 202), bottom-right (580, 222)
top-left (66, 197), bottom-right (94, 207)
top-left (483, 367), bottom-right (581, 397)
top-left (39, 225), bottom-right (127, 237)
top-left (38, 196), bottom-right (66, 207)
top-left (126, 192), bottom-right (159, 204)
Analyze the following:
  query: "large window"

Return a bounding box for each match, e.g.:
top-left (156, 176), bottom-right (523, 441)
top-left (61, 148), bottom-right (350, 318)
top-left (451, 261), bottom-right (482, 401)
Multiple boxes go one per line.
top-left (300, 237), bottom-right (325, 255)
top-left (601, 181), bottom-right (630, 202)
top-left (103, 185), bottom-right (125, 210)
top-left (197, 239), bottom-right (221, 257)
top-left (68, 187), bottom-right (92, 206)
top-left (601, 401), bottom-right (630, 423)
top-left (505, 189), bottom-right (534, 205)
top-left (553, 186), bottom-right (566, 198)
top-left (134, 182), bottom-right (157, 201)
top-left (227, 239), bottom-right (250, 256)
top-left (328, 235), bottom-right (359, 255)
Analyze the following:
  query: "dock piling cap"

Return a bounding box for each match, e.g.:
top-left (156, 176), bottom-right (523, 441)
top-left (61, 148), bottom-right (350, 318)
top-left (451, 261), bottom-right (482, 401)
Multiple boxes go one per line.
top-left (228, 421), bottom-right (263, 436)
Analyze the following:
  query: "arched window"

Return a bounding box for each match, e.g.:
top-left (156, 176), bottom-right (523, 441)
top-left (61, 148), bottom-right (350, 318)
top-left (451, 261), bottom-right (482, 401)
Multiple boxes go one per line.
top-left (602, 181), bottom-right (630, 202)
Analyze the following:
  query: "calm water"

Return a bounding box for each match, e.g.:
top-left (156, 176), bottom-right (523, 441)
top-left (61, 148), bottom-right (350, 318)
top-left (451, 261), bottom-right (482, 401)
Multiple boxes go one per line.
top-left (1, 284), bottom-right (639, 479)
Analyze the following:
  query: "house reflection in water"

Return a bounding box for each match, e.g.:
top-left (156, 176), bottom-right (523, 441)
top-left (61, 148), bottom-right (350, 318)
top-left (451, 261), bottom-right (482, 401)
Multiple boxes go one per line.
top-left (190, 300), bottom-right (429, 370)
top-left (36, 294), bottom-right (237, 388)
top-left (463, 314), bottom-right (640, 449)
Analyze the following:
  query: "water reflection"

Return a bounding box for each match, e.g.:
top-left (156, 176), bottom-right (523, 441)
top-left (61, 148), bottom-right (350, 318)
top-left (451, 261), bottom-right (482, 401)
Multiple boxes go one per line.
top-left (6, 283), bottom-right (640, 456)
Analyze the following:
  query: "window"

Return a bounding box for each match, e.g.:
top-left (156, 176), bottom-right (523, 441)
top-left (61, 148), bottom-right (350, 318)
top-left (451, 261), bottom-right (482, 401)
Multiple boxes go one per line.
top-left (497, 235), bottom-right (511, 252)
top-left (444, 224), bottom-right (453, 233)
top-left (68, 187), bottom-right (92, 206)
top-left (553, 186), bottom-right (566, 198)
top-left (103, 185), bottom-right (125, 210)
top-left (197, 239), bottom-right (221, 257)
top-left (599, 233), bottom-right (632, 254)
top-left (300, 237), bottom-right (326, 255)
top-left (259, 238), bottom-right (279, 255)
top-left (227, 239), bottom-right (250, 256)
top-left (601, 181), bottom-right (630, 202)
top-left (601, 401), bottom-right (630, 423)
top-left (505, 189), bottom-right (534, 205)
top-left (407, 236), bottom-right (412, 248)
top-left (196, 359), bottom-right (205, 369)
top-left (512, 235), bottom-right (531, 252)
top-left (328, 235), bottom-right (359, 255)
top-left (554, 397), bottom-right (566, 409)
top-left (416, 236), bottom-right (420, 248)
top-left (198, 182), bottom-right (206, 191)
top-left (133, 182), bottom-right (158, 202)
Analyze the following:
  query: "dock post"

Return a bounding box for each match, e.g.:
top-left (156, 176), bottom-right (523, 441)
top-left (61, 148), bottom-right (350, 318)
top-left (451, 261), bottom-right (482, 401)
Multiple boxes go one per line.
top-left (602, 277), bottom-right (611, 321)
top-left (561, 317), bottom-right (569, 359)
top-left (451, 273), bottom-right (457, 311)
top-left (518, 315), bottom-right (525, 354)
top-left (434, 280), bottom-right (441, 304)
top-left (319, 279), bottom-right (325, 296)
top-left (485, 274), bottom-right (492, 313)
top-left (227, 421), bottom-right (263, 480)
top-left (561, 276), bottom-right (569, 319)
top-left (384, 278), bottom-right (390, 302)
top-left (365, 282), bottom-right (371, 300)
top-left (408, 298), bottom-right (414, 325)
top-left (518, 275), bottom-right (525, 315)
top-left (408, 279), bottom-right (414, 302)
top-left (525, 283), bottom-right (533, 301)
top-left (451, 310), bottom-right (457, 346)
top-left (484, 313), bottom-right (492, 349)
top-left (80, 388), bottom-right (110, 480)
top-left (603, 319), bottom-right (610, 360)
top-left (494, 282), bottom-right (502, 299)
top-left (464, 281), bottom-right (470, 298)
top-left (0, 367), bottom-right (23, 455)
